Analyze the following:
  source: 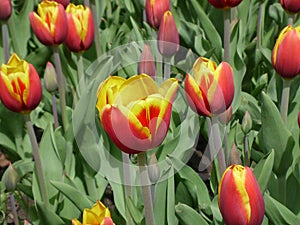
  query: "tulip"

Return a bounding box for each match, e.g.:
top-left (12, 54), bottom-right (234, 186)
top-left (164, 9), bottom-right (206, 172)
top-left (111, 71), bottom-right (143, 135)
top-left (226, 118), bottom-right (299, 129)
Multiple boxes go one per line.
top-left (53, 0), bottom-right (70, 8)
top-left (96, 74), bottom-right (178, 154)
top-left (138, 44), bottom-right (156, 79)
top-left (29, 0), bottom-right (68, 46)
top-left (272, 25), bottom-right (300, 79)
top-left (4, 163), bottom-right (19, 192)
top-left (218, 164), bottom-right (265, 225)
top-left (0, 0), bottom-right (12, 20)
top-left (65, 4), bottom-right (94, 52)
top-left (72, 200), bottom-right (115, 225)
top-left (157, 10), bottom-right (179, 58)
top-left (44, 61), bottom-right (58, 93)
top-left (208, 0), bottom-right (243, 9)
top-left (145, 0), bottom-right (170, 28)
top-left (280, 0), bottom-right (300, 14)
top-left (0, 53), bottom-right (42, 113)
top-left (184, 57), bottom-right (234, 117)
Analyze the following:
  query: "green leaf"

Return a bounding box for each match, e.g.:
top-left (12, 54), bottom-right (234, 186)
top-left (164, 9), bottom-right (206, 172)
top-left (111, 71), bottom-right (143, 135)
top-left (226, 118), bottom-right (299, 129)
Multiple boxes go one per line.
top-left (175, 203), bottom-right (209, 225)
top-left (167, 166), bottom-right (178, 225)
top-left (127, 197), bottom-right (143, 225)
top-left (154, 178), bottom-right (168, 225)
top-left (36, 201), bottom-right (65, 225)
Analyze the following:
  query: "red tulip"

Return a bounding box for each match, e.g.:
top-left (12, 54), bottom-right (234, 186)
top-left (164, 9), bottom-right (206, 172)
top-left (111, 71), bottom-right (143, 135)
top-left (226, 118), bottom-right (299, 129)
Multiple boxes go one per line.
top-left (52, 0), bottom-right (70, 8)
top-left (208, 0), bottom-right (243, 9)
top-left (157, 10), bottom-right (179, 58)
top-left (0, 54), bottom-right (42, 113)
top-left (218, 165), bottom-right (265, 225)
top-left (280, 0), bottom-right (300, 13)
top-left (184, 57), bottom-right (234, 117)
top-left (96, 74), bottom-right (178, 154)
top-left (65, 4), bottom-right (94, 52)
top-left (272, 25), bottom-right (300, 79)
top-left (138, 44), bottom-right (156, 79)
top-left (29, 0), bottom-right (68, 46)
top-left (145, 0), bottom-right (170, 28)
top-left (0, 0), bottom-right (12, 20)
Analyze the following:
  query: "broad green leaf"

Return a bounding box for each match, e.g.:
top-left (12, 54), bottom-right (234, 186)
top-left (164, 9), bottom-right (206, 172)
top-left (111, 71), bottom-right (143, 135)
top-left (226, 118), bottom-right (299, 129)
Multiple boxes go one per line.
top-left (36, 201), bottom-right (65, 225)
top-left (109, 181), bottom-right (127, 220)
top-left (127, 196), bottom-right (143, 225)
top-left (175, 203), bottom-right (209, 225)
top-left (154, 178), bottom-right (168, 225)
top-left (167, 166), bottom-right (178, 225)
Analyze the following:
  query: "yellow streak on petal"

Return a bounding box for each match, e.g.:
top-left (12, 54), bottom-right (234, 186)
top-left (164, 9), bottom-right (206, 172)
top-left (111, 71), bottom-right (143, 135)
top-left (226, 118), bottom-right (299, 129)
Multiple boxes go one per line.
top-left (193, 57), bottom-right (216, 86)
top-left (37, 1), bottom-right (59, 36)
top-left (273, 25), bottom-right (292, 65)
top-left (159, 78), bottom-right (178, 102)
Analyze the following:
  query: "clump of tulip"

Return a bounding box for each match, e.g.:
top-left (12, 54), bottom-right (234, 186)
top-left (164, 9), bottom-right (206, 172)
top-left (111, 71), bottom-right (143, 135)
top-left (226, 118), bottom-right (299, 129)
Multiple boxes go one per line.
top-left (280, 0), bottom-right (300, 14)
top-left (145, 0), bottom-right (170, 28)
top-left (208, 0), bottom-right (243, 9)
top-left (184, 57), bottom-right (234, 117)
top-left (0, 0), bottom-right (12, 20)
top-left (0, 53), bottom-right (42, 113)
top-left (218, 164), bottom-right (265, 225)
top-left (96, 74), bottom-right (178, 154)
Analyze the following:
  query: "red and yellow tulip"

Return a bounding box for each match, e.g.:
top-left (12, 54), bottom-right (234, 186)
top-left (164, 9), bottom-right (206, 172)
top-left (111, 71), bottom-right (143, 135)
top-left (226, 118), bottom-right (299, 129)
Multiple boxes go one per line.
top-left (280, 0), bottom-right (300, 13)
top-left (145, 0), bottom-right (170, 28)
top-left (208, 0), bottom-right (243, 9)
top-left (138, 44), bottom-right (156, 79)
top-left (218, 165), bottom-right (265, 225)
top-left (0, 53), bottom-right (42, 113)
top-left (157, 10), bottom-right (180, 58)
top-left (96, 74), bottom-right (178, 154)
top-left (72, 200), bottom-right (114, 225)
top-left (272, 25), bottom-right (300, 79)
top-left (184, 57), bottom-right (234, 117)
top-left (29, 0), bottom-right (68, 46)
top-left (0, 0), bottom-right (12, 20)
top-left (65, 4), bottom-right (94, 53)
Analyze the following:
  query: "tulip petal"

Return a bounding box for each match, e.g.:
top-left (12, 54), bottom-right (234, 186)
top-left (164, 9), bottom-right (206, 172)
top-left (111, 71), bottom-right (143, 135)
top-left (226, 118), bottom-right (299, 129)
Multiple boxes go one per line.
top-left (159, 78), bottom-right (178, 102)
top-left (71, 219), bottom-right (82, 225)
top-left (82, 209), bottom-right (102, 224)
top-left (25, 64), bottom-right (42, 111)
top-left (54, 4), bottom-right (68, 44)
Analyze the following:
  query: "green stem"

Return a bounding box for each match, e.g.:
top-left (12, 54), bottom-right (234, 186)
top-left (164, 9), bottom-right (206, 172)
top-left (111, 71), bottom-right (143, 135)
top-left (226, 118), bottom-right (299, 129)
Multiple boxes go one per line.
top-left (1, 23), bottom-right (9, 62)
top-left (51, 94), bottom-right (59, 129)
top-left (223, 9), bottom-right (231, 63)
top-left (90, 0), bottom-right (102, 57)
top-left (223, 126), bottom-right (229, 166)
top-left (9, 193), bottom-right (19, 225)
top-left (280, 79), bottom-right (291, 124)
top-left (76, 54), bottom-right (85, 96)
top-left (7, 17), bottom-right (20, 55)
top-left (244, 134), bottom-right (249, 167)
top-left (137, 152), bottom-right (155, 225)
top-left (52, 47), bottom-right (68, 132)
top-left (256, 2), bottom-right (263, 50)
top-left (156, 54), bottom-right (163, 81)
top-left (24, 114), bottom-right (49, 207)
top-left (163, 57), bottom-right (171, 79)
top-left (287, 15), bottom-right (294, 25)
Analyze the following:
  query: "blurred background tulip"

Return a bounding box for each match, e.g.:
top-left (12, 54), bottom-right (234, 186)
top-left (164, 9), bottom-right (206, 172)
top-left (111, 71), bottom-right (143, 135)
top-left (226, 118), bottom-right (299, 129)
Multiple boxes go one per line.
top-left (218, 165), bottom-right (265, 225)
top-left (280, 0), bottom-right (300, 14)
top-left (138, 44), bottom-right (156, 79)
top-left (52, 0), bottom-right (70, 8)
top-left (96, 74), bottom-right (178, 154)
top-left (0, 0), bottom-right (12, 20)
top-left (272, 25), bottom-right (300, 79)
top-left (184, 57), bottom-right (234, 117)
top-left (208, 0), bottom-right (243, 9)
top-left (145, 0), bottom-right (170, 28)
top-left (29, 0), bottom-right (68, 46)
top-left (0, 53), bottom-right (42, 113)
top-left (65, 4), bottom-right (94, 53)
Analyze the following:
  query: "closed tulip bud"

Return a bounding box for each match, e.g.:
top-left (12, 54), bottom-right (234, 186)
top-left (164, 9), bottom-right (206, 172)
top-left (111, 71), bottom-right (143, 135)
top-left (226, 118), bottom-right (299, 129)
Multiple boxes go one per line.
top-left (65, 4), bottom-right (94, 53)
top-left (145, 0), bottom-right (170, 28)
top-left (242, 111), bottom-right (252, 134)
top-left (0, 54), bottom-right (42, 113)
top-left (272, 25), bottom-right (300, 79)
top-left (208, 0), bottom-right (243, 9)
top-left (4, 163), bottom-right (19, 192)
top-left (29, 0), bottom-right (68, 46)
top-left (138, 44), bottom-right (156, 79)
top-left (157, 11), bottom-right (179, 58)
top-left (148, 153), bottom-right (160, 183)
top-left (184, 57), bottom-right (234, 117)
top-left (53, 0), bottom-right (70, 8)
top-left (218, 165), bottom-right (265, 225)
top-left (280, 0), bottom-right (300, 14)
top-left (96, 74), bottom-right (178, 154)
top-left (44, 62), bottom-right (58, 93)
top-left (0, 0), bottom-right (12, 20)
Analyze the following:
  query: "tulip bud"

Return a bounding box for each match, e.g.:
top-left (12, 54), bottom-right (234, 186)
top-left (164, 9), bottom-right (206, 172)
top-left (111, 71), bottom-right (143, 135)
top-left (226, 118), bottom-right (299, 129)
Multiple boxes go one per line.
top-left (0, 0), bottom-right (12, 20)
top-left (148, 153), bottom-right (160, 183)
top-left (242, 111), bottom-right (252, 134)
top-left (53, 0), bottom-right (70, 8)
top-left (145, 0), bottom-right (170, 28)
top-left (4, 163), bottom-right (19, 192)
top-left (218, 165), bottom-right (265, 225)
top-left (208, 0), bottom-right (243, 9)
top-left (65, 4), bottom-right (94, 53)
top-left (0, 53), bottom-right (42, 113)
top-left (272, 25), bottom-right (300, 79)
top-left (138, 44), bottom-right (156, 79)
top-left (29, 0), bottom-right (68, 46)
top-left (280, 0), bottom-right (300, 14)
top-left (157, 11), bottom-right (179, 58)
top-left (44, 62), bottom-right (58, 93)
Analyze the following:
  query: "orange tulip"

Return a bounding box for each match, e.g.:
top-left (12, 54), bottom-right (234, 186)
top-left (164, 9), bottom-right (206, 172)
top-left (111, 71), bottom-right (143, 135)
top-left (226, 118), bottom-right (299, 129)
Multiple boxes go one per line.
top-left (208, 0), bottom-right (243, 9)
top-left (96, 74), bottom-right (178, 154)
top-left (184, 57), bottom-right (234, 117)
top-left (0, 54), bottom-right (42, 113)
top-left (0, 0), bottom-right (12, 20)
top-left (218, 165), bottom-right (265, 225)
top-left (65, 4), bottom-right (94, 52)
top-left (145, 0), bottom-right (170, 28)
top-left (29, 0), bottom-right (68, 46)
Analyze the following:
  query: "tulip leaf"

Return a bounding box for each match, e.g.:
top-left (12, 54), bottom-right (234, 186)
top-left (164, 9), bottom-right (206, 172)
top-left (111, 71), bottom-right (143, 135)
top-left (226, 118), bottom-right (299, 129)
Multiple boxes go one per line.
top-left (154, 177), bottom-right (168, 225)
top-left (36, 201), bottom-right (65, 225)
top-left (175, 203), bottom-right (209, 225)
top-left (253, 150), bottom-right (275, 193)
top-left (167, 166), bottom-right (178, 225)
top-left (126, 196), bottom-right (143, 225)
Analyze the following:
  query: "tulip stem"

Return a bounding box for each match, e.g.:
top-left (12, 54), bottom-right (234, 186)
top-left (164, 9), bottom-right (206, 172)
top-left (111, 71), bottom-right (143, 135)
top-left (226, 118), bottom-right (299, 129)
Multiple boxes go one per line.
top-left (76, 54), bottom-right (85, 96)
top-left (244, 134), bottom-right (249, 167)
top-left (280, 79), bottom-right (291, 125)
top-left (51, 94), bottom-right (59, 129)
top-left (24, 114), bottom-right (49, 207)
top-left (287, 15), bottom-right (294, 26)
top-left (84, 0), bottom-right (90, 7)
top-left (256, 2), bottom-right (263, 50)
top-left (223, 9), bottom-right (231, 63)
top-left (163, 57), bottom-right (171, 79)
top-left (7, 17), bottom-right (20, 55)
top-left (137, 152), bottom-right (155, 225)
top-left (52, 46), bottom-right (68, 132)
top-left (1, 23), bottom-right (9, 62)
top-left (90, 0), bottom-right (102, 57)
top-left (9, 193), bottom-right (19, 225)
